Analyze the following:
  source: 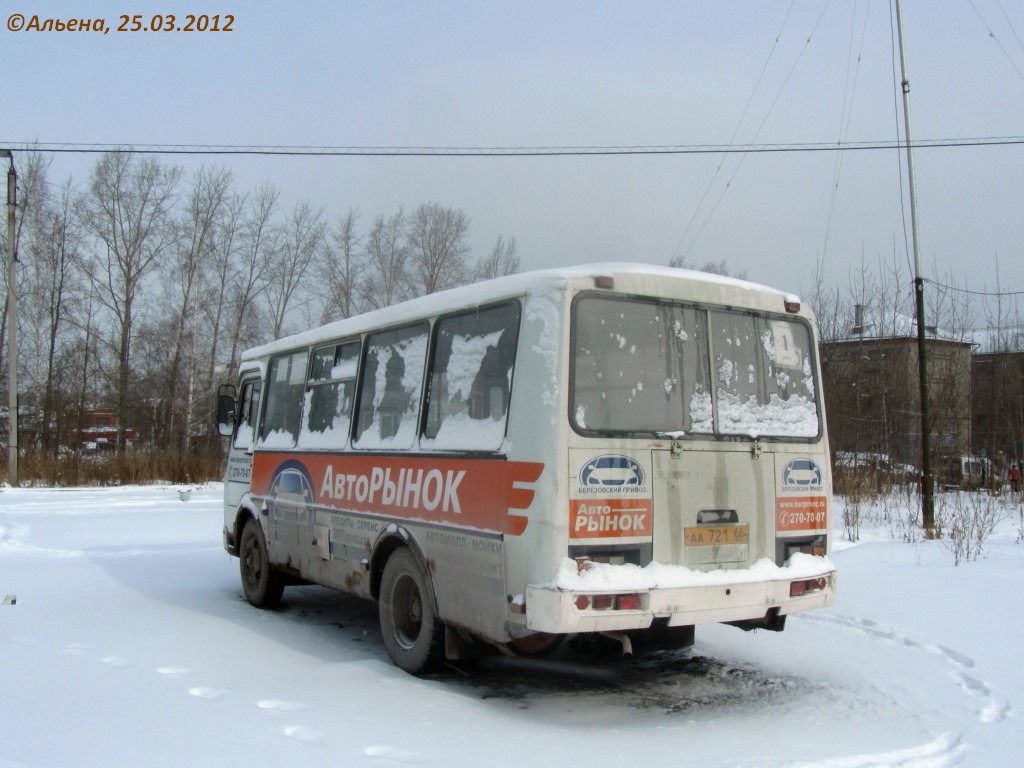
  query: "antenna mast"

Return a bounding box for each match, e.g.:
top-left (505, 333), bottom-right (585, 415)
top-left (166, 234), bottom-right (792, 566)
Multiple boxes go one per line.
top-left (894, 0), bottom-right (935, 533)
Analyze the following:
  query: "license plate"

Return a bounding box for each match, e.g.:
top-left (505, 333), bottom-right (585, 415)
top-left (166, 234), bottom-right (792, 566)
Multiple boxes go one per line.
top-left (684, 524), bottom-right (749, 547)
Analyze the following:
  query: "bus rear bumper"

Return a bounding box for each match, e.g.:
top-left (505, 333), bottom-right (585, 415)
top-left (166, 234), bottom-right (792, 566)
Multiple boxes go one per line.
top-left (523, 568), bottom-right (836, 634)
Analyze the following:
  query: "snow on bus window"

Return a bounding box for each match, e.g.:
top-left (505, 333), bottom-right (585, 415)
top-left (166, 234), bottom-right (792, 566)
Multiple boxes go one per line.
top-left (572, 296), bottom-right (709, 435)
top-left (571, 295), bottom-right (819, 439)
top-left (298, 341), bottom-right (360, 449)
top-left (353, 323), bottom-right (429, 450)
top-left (422, 302), bottom-right (521, 452)
top-left (710, 311), bottom-right (818, 438)
top-left (258, 351), bottom-right (307, 448)
top-left (232, 380), bottom-right (262, 450)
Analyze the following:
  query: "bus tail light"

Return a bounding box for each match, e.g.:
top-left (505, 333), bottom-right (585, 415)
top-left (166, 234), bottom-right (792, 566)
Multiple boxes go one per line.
top-left (574, 593), bottom-right (643, 611)
top-left (789, 577), bottom-right (828, 597)
top-left (577, 593), bottom-right (638, 614)
top-left (781, 535), bottom-right (827, 564)
top-left (616, 594), bottom-right (641, 611)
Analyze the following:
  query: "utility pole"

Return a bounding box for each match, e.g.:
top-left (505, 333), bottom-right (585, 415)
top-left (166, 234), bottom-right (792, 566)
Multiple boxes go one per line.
top-left (2, 150), bottom-right (17, 486)
top-left (894, 0), bottom-right (935, 533)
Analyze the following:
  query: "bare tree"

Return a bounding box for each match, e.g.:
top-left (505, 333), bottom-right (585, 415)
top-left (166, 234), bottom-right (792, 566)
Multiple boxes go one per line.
top-left (25, 177), bottom-right (86, 455)
top-left (81, 152), bottom-right (182, 452)
top-left (362, 207), bottom-right (408, 310)
top-left (667, 254), bottom-right (747, 280)
top-left (225, 184), bottom-right (279, 370)
top-left (313, 208), bottom-right (363, 324)
top-left (199, 189), bottom-right (246, 445)
top-left (475, 234), bottom-right (520, 281)
top-left (161, 165), bottom-right (233, 451)
top-left (406, 202), bottom-right (470, 295)
top-left (262, 200), bottom-right (325, 339)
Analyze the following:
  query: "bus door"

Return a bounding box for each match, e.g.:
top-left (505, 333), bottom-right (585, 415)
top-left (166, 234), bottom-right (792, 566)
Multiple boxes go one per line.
top-left (226, 376), bottom-right (262, 511)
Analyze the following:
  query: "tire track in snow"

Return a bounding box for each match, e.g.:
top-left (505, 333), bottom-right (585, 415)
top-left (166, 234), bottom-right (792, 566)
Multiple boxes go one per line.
top-left (794, 613), bottom-right (1009, 767)
top-left (800, 613), bottom-right (1009, 725)
top-left (784, 732), bottom-right (965, 768)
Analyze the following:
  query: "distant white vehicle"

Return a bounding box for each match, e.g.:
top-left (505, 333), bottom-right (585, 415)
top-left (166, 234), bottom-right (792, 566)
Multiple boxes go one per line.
top-left (216, 264), bottom-right (836, 674)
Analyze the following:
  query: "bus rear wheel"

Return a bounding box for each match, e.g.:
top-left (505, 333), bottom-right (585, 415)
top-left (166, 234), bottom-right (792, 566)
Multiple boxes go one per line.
top-left (379, 548), bottom-right (444, 674)
top-left (239, 518), bottom-right (285, 608)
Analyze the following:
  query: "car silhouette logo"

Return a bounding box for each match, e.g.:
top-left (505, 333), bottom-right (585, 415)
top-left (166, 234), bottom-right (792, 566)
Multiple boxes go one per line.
top-left (782, 458), bottom-right (822, 486)
top-left (580, 455), bottom-right (645, 487)
top-left (269, 460), bottom-right (315, 504)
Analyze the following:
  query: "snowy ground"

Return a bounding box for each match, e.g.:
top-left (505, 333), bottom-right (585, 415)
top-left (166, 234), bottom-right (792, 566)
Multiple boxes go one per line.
top-left (1, 484), bottom-right (1021, 768)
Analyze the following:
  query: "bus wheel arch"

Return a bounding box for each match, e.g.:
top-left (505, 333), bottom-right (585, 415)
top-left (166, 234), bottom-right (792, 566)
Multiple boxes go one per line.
top-left (239, 517), bottom-right (285, 608)
top-left (230, 505), bottom-right (259, 556)
top-left (369, 527), bottom-right (428, 600)
top-left (376, 544), bottom-right (445, 674)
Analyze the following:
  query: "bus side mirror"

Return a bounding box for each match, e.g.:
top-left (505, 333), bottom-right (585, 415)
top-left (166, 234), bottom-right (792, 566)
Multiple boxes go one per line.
top-left (216, 387), bottom-right (236, 437)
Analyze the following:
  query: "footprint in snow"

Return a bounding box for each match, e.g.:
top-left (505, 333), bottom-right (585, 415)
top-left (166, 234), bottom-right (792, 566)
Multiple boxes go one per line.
top-left (283, 725), bottom-right (326, 745)
top-left (155, 667), bottom-right (193, 678)
top-left (981, 700), bottom-right (1010, 723)
top-left (257, 699), bottom-right (310, 712)
top-left (364, 745), bottom-right (425, 763)
top-left (188, 687), bottom-right (228, 700)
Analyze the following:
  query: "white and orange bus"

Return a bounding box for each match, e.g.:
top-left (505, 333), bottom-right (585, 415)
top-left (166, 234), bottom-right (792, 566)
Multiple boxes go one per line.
top-left (217, 264), bottom-right (836, 673)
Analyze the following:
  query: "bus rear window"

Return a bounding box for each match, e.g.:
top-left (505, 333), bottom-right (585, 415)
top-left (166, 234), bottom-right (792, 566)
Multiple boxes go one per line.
top-left (709, 310), bottom-right (818, 437)
top-left (571, 294), bottom-right (820, 439)
top-left (573, 296), bottom-right (710, 435)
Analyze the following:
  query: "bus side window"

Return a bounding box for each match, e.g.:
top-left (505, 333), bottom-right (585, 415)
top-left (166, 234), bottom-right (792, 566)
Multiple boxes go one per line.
top-left (423, 301), bottom-right (521, 451)
top-left (299, 341), bottom-right (359, 449)
top-left (259, 350), bottom-right (308, 448)
top-left (353, 323), bottom-right (429, 450)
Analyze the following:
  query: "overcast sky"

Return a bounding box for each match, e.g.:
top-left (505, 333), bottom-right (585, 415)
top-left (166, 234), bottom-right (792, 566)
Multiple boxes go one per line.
top-left (4, 0), bottom-right (1023, 304)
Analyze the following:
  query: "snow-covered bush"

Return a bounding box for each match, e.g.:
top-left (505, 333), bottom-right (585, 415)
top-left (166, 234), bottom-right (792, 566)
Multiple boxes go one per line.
top-left (938, 492), bottom-right (1005, 565)
top-left (842, 498), bottom-right (862, 542)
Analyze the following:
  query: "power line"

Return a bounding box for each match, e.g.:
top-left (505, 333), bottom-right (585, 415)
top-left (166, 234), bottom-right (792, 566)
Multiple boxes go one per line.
top-left (925, 278), bottom-right (1024, 297)
top-left (2, 137), bottom-right (1024, 157)
top-left (967, 0), bottom-right (1024, 83)
top-left (669, 0), bottom-right (798, 264)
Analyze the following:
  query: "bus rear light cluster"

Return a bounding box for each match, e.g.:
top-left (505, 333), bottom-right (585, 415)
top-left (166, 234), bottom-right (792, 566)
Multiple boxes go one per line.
top-left (789, 577), bottom-right (828, 597)
top-left (783, 537), bottom-right (827, 561)
top-left (574, 593), bottom-right (642, 611)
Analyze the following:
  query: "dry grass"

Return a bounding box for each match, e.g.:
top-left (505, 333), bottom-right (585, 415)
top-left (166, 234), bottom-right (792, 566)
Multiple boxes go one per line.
top-left (4, 449), bottom-right (224, 487)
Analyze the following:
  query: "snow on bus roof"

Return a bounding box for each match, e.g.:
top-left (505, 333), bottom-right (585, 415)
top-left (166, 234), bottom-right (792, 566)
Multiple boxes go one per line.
top-left (243, 263), bottom-right (798, 361)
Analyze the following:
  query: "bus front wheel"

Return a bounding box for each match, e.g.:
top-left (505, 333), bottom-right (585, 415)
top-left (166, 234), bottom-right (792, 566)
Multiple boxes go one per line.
top-left (379, 548), bottom-right (444, 674)
top-left (239, 518), bottom-right (285, 608)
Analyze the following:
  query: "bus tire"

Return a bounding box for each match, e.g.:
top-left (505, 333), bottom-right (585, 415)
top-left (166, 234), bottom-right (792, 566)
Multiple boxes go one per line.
top-left (239, 518), bottom-right (285, 608)
top-left (379, 548), bottom-right (444, 674)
